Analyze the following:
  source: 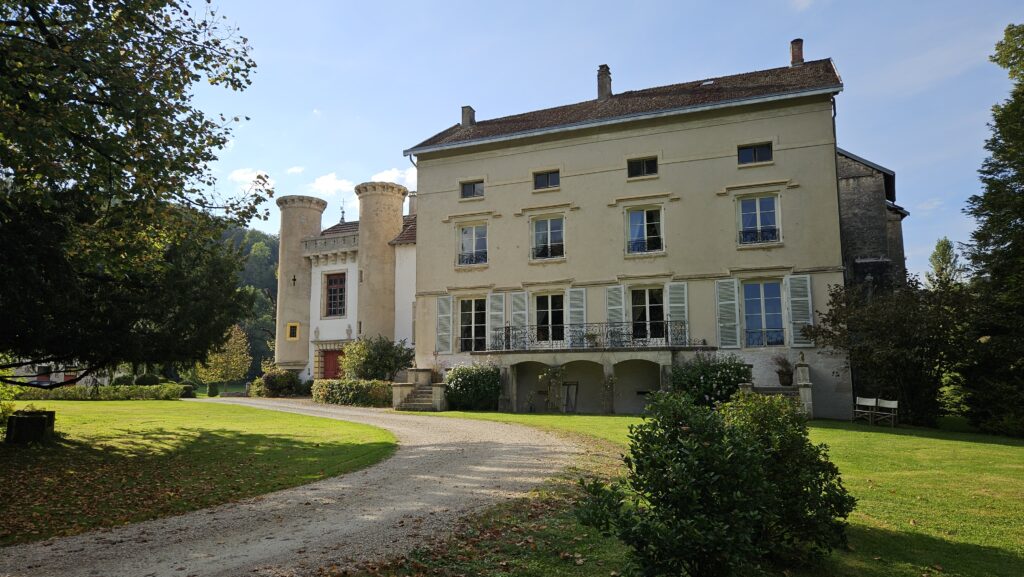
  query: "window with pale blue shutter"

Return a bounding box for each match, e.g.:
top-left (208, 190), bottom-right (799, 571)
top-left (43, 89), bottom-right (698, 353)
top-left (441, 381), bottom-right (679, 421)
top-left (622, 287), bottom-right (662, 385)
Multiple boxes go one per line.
top-left (567, 288), bottom-right (586, 347)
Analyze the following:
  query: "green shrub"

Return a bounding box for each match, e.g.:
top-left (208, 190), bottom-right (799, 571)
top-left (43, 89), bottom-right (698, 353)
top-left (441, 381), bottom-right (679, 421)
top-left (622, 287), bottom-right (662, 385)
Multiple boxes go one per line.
top-left (206, 382), bottom-right (220, 397)
top-left (312, 378), bottom-right (391, 407)
top-left (445, 364), bottom-right (500, 411)
top-left (14, 384), bottom-right (184, 401)
top-left (179, 384), bottom-right (196, 398)
top-left (133, 373), bottom-right (161, 386)
top-left (294, 379), bottom-right (313, 397)
top-left (110, 374), bottom-right (135, 386)
top-left (721, 392), bottom-right (856, 564)
top-left (0, 384), bottom-right (16, 431)
top-left (670, 352), bottom-right (749, 406)
top-left (248, 369), bottom-right (301, 398)
top-left (340, 336), bottom-right (414, 381)
top-left (578, 392), bottom-right (855, 575)
top-left (578, 392), bottom-right (767, 576)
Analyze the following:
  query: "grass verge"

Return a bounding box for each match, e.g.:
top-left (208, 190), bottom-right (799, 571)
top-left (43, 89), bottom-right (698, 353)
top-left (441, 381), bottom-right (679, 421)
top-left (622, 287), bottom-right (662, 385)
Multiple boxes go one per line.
top-left (369, 411), bottom-right (1023, 577)
top-left (0, 400), bottom-right (396, 545)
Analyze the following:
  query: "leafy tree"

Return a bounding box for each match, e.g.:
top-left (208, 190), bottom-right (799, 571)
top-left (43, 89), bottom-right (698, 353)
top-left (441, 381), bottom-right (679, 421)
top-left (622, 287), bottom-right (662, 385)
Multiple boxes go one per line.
top-left (925, 237), bottom-right (965, 290)
top-left (340, 336), bottom-right (414, 381)
top-left (806, 278), bottom-right (968, 426)
top-left (197, 325), bottom-right (251, 387)
top-left (0, 1), bottom-right (270, 387)
top-left (961, 23), bottom-right (1024, 435)
top-left (238, 286), bottom-right (275, 378)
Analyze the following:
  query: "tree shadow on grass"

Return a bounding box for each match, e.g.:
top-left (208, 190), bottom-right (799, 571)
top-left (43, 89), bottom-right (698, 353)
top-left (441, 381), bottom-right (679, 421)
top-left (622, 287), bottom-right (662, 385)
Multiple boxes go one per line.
top-left (810, 419), bottom-right (1024, 448)
top-left (790, 522), bottom-right (1024, 577)
top-left (0, 427), bottom-right (395, 545)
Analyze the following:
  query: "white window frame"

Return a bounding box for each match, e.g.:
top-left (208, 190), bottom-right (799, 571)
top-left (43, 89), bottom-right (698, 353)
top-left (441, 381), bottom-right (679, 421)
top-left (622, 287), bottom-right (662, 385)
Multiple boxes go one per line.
top-left (534, 292), bottom-right (565, 344)
top-left (531, 215), bottom-right (565, 260)
top-left (460, 180), bottom-right (485, 199)
top-left (629, 286), bottom-right (666, 344)
top-left (457, 223), bottom-right (488, 266)
top-left (741, 279), bottom-right (785, 348)
top-left (626, 206), bottom-right (664, 254)
top-left (458, 297), bottom-right (487, 352)
top-left (737, 193), bottom-right (781, 245)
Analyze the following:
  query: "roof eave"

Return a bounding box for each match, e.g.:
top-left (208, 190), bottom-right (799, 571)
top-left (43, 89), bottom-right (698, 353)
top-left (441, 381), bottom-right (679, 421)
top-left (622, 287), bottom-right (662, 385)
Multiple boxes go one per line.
top-left (404, 84), bottom-right (843, 157)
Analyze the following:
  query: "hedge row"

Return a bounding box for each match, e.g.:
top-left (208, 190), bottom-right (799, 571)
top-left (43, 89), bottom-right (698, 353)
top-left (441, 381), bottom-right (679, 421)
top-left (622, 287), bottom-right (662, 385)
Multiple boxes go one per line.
top-left (311, 379), bottom-right (391, 407)
top-left (14, 384), bottom-right (185, 401)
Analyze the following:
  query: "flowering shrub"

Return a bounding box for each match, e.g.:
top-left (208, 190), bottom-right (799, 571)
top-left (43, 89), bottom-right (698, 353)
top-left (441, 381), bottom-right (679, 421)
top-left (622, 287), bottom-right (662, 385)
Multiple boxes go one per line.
top-left (670, 352), bottom-right (749, 406)
top-left (445, 364), bottom-right (501, 411)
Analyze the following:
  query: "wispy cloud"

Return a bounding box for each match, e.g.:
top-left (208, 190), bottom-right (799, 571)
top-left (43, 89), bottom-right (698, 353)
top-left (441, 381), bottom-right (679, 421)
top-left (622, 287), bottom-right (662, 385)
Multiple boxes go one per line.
top-left (915, 197), bottom-right (945, 213)
top-left (286, 166), bottom-right (305, 175)
top-left (309, 172), bottom-right (354, 196)
top-left (789, 0), bottom-right (815, 12)
top-left (312, 108), bottom-right (322, 117)
top-left (370, 166), bottom-right (418, 189)
top-left (228, 167), bottom-right (274, 191)
top-left (865, 25), bottom-right (1000, 99)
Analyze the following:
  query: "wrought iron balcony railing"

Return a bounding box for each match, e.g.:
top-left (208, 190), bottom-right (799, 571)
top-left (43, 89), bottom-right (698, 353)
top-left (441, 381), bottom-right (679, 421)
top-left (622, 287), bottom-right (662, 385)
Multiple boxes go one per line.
top-left (626, 237), bottom-right (663, 254)
top-left (738, 226), bottom-right (779, 245)
top-left (458, 250), bottom-right (488, 265)
top-left (745, 328), bottom-right (785, 347)
top-left (485, 321), bottom-right (705, 352)
top-left (532, 244), bottom-right (565, 259)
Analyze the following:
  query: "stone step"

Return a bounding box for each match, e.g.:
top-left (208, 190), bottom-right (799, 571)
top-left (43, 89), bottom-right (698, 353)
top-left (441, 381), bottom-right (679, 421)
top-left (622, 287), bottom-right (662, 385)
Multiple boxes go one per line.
top-left (397, 402), bottom-right (436, 411)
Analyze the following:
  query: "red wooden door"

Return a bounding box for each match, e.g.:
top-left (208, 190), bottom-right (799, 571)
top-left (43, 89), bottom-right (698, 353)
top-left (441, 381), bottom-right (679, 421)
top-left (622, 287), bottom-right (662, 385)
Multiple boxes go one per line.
top-left (323, 351), bottom-right (342, 379)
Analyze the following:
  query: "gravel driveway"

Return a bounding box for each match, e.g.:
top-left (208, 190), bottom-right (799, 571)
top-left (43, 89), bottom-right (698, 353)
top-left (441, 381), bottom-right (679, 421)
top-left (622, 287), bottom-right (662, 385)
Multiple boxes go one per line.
top-left (0, 398), bottom-right (579, 577)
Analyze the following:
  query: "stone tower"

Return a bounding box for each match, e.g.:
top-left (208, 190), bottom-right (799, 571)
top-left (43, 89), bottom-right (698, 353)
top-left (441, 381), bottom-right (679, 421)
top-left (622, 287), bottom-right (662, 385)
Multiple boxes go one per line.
top-left (355, 181), bottom-right (408, 339)
top-left (275, 195), bottom-right (327, 372)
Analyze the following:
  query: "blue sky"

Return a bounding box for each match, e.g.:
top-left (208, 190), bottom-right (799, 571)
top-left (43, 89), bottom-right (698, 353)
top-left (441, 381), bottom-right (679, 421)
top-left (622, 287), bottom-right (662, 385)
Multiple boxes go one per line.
top-left (194, 0), bottom-right (1023, 276)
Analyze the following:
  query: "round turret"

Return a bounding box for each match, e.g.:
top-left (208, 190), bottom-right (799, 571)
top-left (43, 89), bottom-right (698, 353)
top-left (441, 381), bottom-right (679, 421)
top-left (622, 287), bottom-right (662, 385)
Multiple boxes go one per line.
top-left (355, 182), bottom-right (408, 339)
top-left (275, 195), bottom-right (327, 371)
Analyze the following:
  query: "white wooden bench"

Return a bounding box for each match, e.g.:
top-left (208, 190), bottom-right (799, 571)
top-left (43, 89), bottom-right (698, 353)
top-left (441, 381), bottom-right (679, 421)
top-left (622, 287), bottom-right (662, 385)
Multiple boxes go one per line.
top-left (854, 397), bottom-right (877, 424)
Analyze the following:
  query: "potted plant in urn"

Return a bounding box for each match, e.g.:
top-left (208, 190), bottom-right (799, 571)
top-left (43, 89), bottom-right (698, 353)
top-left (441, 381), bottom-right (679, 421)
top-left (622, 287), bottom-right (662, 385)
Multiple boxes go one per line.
top-left (773, 354), bottom-right (794, 386)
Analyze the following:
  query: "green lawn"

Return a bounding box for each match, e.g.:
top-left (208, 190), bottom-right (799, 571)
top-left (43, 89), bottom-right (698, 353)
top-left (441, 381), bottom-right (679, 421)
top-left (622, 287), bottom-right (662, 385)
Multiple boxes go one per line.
top-left (409, 411), bottom-right (1024, 577)
top-left (0, 400), bottom-right (396, 545)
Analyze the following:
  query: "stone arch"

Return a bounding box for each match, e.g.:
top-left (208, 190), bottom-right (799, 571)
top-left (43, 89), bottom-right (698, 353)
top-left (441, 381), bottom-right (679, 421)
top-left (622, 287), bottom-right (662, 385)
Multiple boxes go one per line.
top-left (512, 361), bottom-right (549, 413)
top-left (613, 359), bottom-right (661, 414)
top-left (562, 360), bottom-right (606, 414)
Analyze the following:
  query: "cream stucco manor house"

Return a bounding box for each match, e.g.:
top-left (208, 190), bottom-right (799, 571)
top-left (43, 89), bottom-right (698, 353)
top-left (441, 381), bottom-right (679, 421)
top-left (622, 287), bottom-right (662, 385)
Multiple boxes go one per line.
top-left (274, 40), bottom-right (906, 420)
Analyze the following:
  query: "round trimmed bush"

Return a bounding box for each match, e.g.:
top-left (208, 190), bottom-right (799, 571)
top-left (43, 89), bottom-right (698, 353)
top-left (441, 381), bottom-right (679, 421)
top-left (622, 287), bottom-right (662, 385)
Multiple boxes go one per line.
top-left (179, 384), bottom-right (196, 398)
top-left (134, 373), bottom-right (161, 386)
top-left (445, 364), bottom-right (500, 411)
top-left (111, 374), bottom-right (135, 386)
top-left (206, 382), bottom-right (220, 397)
top-left (252, 368), bottom-right (299, 398)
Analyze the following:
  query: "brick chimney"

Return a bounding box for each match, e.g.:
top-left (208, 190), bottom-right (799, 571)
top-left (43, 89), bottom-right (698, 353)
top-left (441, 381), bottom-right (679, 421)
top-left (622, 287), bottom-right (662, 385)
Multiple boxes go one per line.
top-left (461, 105), bottom-right (475, 126)
top-left (597, 64), bottom-right (612, 100)
top-left (790, 38), bottom-right (804, 67)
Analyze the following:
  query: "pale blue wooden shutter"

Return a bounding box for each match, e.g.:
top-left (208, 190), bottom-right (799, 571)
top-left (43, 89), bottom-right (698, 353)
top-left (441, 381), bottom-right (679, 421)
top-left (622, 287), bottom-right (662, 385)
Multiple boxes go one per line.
top-left (716, 279), bottom-right (740, 349)
top-left (666, 282), bottom-right (688, 344)
top-left (510, 291), bottom-right (528, 349)
top-left (606, 285), bottom-right (625, 324)
top-left (567, 288), bottom-right (586, 347)
top-left (786, 275), bottom-right (814, 347)
top-left (435, 295), bottom-right (452, 354)
top-left (487, 292), bottom-right (506, 350)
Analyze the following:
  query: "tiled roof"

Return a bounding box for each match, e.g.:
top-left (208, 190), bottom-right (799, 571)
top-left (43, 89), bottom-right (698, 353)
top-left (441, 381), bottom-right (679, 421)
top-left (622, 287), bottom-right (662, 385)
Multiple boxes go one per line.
top-left (407, 59), bottom-right (841, 154)
top-left (390, 214), bottom-right (417, 245)
top-left (320, 220), bottom-right (359, 236)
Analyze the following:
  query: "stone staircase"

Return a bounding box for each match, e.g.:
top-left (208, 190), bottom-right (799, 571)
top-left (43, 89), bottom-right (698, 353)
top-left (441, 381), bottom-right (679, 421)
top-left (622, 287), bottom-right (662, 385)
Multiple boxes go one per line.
top-left (396, 382), bottom-right (436, 411)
